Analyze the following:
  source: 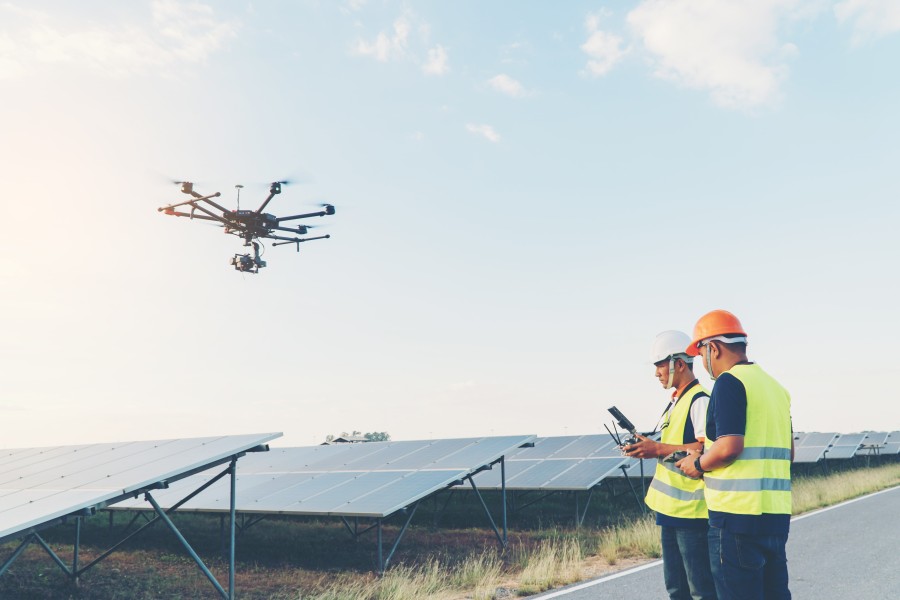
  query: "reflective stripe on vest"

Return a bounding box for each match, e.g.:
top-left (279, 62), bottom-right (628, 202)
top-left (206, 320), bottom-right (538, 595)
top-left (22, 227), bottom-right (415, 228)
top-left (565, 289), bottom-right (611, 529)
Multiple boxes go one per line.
top-left (645, 382), bottom-right (709, 519)
top-left (703, 364), bottom-right (792, 516)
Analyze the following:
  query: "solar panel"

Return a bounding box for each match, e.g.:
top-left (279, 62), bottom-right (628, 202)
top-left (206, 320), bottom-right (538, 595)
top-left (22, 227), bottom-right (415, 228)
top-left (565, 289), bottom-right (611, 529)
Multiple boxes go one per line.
top-left (0, 433), bottom-right (280, 544)
top-left (470, 435), bottom-right (634, 490)
top-left (824, 433), bottom-right (867, 460)
top-left (114, 435), bottom-right (535, 518)
top-left (791, 432), bottom-right (837, 464)
top-left (881, 431), bottom-right (900, 455)
top-left (856, 432), bottom-right (890, 456)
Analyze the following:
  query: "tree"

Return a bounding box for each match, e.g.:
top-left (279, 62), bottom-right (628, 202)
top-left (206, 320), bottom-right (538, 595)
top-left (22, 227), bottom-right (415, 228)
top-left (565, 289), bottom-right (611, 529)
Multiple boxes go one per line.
top-left (323, 430), bottom-right (390, 443)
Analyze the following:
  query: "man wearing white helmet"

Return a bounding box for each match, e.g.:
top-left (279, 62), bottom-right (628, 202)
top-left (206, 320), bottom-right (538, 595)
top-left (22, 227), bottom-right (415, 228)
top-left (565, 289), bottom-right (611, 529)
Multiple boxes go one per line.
top-left (624, 330), bottom-right (717, 600)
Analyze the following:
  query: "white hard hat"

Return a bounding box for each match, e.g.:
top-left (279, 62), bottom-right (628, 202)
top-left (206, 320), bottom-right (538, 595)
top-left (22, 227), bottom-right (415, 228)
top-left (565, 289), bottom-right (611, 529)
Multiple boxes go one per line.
top-left (650, 330), bottom-right (693, 365)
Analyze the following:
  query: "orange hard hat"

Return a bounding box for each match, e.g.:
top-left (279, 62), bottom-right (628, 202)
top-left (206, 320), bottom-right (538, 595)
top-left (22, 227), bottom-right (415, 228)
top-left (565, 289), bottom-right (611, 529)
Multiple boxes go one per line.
top-left (685, 310), bottom-right (747, 356)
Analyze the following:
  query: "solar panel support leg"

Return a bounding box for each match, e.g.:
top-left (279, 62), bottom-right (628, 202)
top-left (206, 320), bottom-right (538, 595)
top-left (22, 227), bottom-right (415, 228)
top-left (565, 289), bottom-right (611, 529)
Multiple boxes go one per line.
top-left (433, 490), bottom-right (455, 529)
top-left (0, 534), bottom-right (35, 577)
top-left (380, 500), bottom-right (421, 573)
top-left (620, 464), bottom-right (645, 513)
top-left (500, 457), bottom-right (508, 545)
top-left (73, 517), bottom-right (81, 585)
top-left (467, 477), bottom-right (506, 548)
top-left (577, 488), bottom-right (596, 528)
top-left (220, 514), bottom-right (226, 557)
top-left (228, 457), bottom-right (237, 600)
top-left (640, 459), bottom-right (646, 498)
top-left (33, 532), bottom-right (75, 578)
top-left (145, 492), bottom-right (230, 600)
top-left (376, 519), bottom-right (383, 574)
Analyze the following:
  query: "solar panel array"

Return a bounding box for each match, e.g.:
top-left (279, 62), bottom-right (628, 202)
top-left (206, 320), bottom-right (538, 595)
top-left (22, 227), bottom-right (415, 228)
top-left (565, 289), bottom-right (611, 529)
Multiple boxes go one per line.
top-left (115, 435), bottom-right (535, 518)
top-left (470, 435), bottom-right (634, 491)
top-left (0, 433), bottom-right (280, 543)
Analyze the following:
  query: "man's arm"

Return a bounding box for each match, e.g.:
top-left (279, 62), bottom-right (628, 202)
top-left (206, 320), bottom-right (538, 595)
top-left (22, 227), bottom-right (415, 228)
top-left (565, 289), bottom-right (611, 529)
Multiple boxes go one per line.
top-left (623, 435), bottom-right (703, 459)
top-left (677, 435), bottom-right (743, 477)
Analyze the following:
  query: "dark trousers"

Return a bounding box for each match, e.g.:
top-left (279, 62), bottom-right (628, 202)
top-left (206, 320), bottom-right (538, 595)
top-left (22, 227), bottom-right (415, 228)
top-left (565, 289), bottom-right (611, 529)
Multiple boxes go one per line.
top-left (708, 525), bottom-right (790, 600)
top-left (661, 525), bottom-right (718, 600)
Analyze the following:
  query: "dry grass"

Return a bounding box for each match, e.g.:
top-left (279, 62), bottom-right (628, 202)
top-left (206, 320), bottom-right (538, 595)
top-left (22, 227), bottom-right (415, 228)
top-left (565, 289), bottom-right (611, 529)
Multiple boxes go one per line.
top-left (792, 462), bottom-right (900, 514)
top-left (516, 537), bottom-right (584, 595)
top-left (299, 553), bottom-right (504, 600)
top-left (597, 513), bottom-right (661, 565)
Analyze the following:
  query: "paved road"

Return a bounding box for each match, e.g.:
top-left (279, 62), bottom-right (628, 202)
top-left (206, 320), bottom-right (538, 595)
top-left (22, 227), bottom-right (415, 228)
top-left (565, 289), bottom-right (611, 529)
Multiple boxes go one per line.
top-left (529, 485), bottom-right (900, 599)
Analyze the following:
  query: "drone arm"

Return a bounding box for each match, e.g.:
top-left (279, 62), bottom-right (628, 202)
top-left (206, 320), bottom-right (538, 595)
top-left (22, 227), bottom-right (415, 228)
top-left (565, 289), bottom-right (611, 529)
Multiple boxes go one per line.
top-left (159, 210), bottom-right (221, 222)
top-left (255, 192), bottom-right (278, 215)
top-left (269, 234), bottom-right (331, 246)
top-left (183, 202), bottom-right (240, 228)
top-left (158, 192), bottom-right (222, 212)
top-left (272, 225), bottom-right (310, 234)
top-left (276, 210), bottom-right (329, 222)
top-left (196, 196), bottom-right (231, 215)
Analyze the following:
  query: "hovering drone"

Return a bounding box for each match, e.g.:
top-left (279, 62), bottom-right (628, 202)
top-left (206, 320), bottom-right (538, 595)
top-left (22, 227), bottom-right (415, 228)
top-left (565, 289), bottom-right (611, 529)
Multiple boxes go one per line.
top-left (158, 181), bottom-right (335, 273)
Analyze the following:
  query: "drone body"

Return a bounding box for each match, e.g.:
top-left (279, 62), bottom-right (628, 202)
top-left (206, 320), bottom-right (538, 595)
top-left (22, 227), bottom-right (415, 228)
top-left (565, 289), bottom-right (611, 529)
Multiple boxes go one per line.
top-left (158, 181), bottom-right (335, 273)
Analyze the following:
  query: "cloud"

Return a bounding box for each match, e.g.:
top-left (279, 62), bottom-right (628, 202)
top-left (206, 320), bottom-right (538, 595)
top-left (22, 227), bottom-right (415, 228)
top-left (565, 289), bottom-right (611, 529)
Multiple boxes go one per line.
top-left (354, 16), bottom-right (410, 62)
top-left (581, 13), bottom-right (628, 76)
top-left (422, 44), bottom-right (449, 75)
top-left (835, 0), bottom-right (900, 43)
top-left (487, 73), bottom-right (528, 97)
top-left (626, 0), bottom-right (815, 110)
top-left (0, 1), bottom-right (238, 79)
top-left (466, 123), bottom-right (501, 143)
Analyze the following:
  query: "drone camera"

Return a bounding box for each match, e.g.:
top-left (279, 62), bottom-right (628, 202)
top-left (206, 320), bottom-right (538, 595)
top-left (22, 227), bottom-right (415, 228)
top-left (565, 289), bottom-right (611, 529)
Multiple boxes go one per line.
top-left (231, 254), bottom-right (266, 273)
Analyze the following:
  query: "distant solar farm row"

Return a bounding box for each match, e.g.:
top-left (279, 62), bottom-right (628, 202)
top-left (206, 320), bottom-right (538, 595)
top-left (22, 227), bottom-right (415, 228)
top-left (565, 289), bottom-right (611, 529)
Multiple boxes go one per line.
top-left (792, 431), bottom-right (900, 463)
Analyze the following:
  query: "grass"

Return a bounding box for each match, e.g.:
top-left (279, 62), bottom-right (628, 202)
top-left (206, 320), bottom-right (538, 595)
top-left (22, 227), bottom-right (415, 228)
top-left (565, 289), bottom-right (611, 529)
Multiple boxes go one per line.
top-left (792, 461), bottom-right (900, 514)
top-left (597, 514), bottom-right (661, 565)
top-left (516, 538), bottom-right (583, 595)
top-left (1, 460), bottom-right (897, 599)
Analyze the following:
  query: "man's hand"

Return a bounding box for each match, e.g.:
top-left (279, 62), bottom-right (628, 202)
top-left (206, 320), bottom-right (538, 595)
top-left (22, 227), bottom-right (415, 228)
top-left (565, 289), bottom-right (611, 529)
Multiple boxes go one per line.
top-left (676, 450), bottom-right (703, 479)
top-left (622, 434), bottom-right (660, 459)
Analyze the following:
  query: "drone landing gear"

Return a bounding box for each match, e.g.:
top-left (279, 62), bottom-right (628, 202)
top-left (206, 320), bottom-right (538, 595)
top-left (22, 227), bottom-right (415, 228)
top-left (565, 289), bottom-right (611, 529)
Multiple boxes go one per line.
top-left (231, 242), bottom-right (266, 273)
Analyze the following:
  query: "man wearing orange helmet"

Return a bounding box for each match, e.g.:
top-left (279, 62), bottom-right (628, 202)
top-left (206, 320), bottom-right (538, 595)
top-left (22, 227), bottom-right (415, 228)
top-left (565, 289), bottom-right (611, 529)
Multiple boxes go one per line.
top-left (624, 330), bottom-right (717, 600)
top-left (676, 310), bottom-right (794, 600)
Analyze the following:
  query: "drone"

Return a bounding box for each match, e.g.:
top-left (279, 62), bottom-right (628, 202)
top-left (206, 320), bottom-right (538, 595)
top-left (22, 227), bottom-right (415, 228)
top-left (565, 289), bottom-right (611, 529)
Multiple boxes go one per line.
top-left (158, 181), bottom-right (335, 273)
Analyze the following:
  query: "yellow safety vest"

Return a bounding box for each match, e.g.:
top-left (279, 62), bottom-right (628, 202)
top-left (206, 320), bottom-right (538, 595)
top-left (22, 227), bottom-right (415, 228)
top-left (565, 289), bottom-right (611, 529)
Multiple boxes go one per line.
top-left (703, 364), bottom-right (792, 515)
top-left (645, 382), bottom-right (709, 519)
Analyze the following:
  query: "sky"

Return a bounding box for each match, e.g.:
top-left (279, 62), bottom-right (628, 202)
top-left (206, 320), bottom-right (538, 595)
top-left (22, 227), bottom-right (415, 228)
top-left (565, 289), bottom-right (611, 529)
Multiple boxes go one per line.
top-left (1, 1), bottom-right (899, 448)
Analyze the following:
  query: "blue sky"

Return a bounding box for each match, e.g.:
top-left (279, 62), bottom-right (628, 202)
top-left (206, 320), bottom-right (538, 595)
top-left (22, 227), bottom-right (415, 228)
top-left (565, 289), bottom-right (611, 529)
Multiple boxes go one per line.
top-left (1, 1), bottom-right (898, 447)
